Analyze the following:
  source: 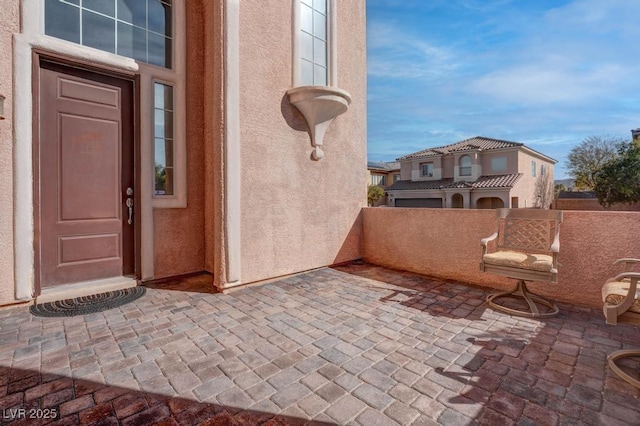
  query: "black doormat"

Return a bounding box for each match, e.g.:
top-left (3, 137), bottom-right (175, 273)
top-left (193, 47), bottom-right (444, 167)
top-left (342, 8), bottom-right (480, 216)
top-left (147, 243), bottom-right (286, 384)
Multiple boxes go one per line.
top-left (30, 286), bottom-right (146, 317)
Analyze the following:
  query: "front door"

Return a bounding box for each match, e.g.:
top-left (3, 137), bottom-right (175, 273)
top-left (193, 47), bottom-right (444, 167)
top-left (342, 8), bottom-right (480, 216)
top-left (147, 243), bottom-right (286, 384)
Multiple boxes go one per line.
top-left (37, 59), bottom-right (135, 290)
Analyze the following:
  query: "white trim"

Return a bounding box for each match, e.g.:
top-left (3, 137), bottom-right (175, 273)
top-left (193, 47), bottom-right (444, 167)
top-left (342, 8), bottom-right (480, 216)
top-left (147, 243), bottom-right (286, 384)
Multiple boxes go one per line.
top-left (224, 0), bottom-right (241, 285)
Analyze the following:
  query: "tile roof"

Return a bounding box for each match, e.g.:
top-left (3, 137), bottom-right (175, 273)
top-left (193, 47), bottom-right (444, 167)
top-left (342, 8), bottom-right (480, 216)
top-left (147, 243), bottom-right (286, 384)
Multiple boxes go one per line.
top-left (367, 161), bottom-right (401, 171)
top-left (397, 136), bottom-right (523, 160)
top-left (386, 173), bottom-right (522, 191)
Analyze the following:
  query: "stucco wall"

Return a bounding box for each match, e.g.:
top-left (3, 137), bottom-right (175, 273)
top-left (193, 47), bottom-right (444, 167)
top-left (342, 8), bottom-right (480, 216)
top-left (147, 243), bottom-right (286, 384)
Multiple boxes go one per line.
top-left (0, 1), bottom-right (19, 305)
top-left (363, 208), bottom-right (640, 308)
top-left (554, 198), bottom-right (640, 211)
top-left (238, 1), bottom-right (366, 284)
top-left (152, 1), bottom-right (206, 278)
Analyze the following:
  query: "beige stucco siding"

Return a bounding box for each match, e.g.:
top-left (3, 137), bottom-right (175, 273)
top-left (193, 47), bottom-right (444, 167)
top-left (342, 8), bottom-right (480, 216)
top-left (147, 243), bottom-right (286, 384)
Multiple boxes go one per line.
top-left (0, 2), bottom-right (19, 305)
top-left (153, 1), bottom-right (207, 279)
top-left (238, 1), bottom-right (366, 284)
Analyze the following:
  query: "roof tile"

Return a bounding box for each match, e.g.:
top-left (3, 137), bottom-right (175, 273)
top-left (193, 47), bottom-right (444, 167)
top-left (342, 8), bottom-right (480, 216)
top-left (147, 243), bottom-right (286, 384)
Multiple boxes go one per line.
top-left (397, 136), bottom-right (523, 160)
top-left (386, 173), bottom-right (522, 191)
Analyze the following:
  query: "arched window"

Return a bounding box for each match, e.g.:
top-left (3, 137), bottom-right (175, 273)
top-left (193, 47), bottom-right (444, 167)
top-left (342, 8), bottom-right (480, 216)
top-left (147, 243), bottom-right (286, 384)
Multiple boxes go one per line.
top-left (459, 155), bottom-right (472, 176)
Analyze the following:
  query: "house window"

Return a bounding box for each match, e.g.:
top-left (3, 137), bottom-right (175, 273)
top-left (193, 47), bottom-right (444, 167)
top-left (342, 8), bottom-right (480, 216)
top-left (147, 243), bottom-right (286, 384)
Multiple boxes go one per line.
top-left (421, 163), bottom-right (433, 177)
top-left (45, 0), bottom-right (173, 68)
top-left (459, 155), bottom-right (472, 176)
top-left (371, 174), bottom-right (386, 186)
top-left (299, 0), bottom-right (328, 85)
top-left (393, 173), bottom-right (400, 183)
top-left (154, 82), bottom-right (174, 195)
top-left (532, 160), bottom-right (537, 177)
top-left (491, 157), bottom-right (507, 172)
top-left (541, 164), bottom-right (546, 175)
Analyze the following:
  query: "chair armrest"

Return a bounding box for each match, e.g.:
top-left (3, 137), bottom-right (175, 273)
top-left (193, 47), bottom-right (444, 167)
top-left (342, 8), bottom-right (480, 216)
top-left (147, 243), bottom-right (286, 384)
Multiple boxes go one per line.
top-left (613, 257), bottom-right (640, 272)
top-left (550, 228), bottom-right (560, 253)
top-left (480, 233), bottom-right (498, 247)
top-left (612, 272), bottom-right (640, 283)
top-left (614, 258), bottom-right (640, 272)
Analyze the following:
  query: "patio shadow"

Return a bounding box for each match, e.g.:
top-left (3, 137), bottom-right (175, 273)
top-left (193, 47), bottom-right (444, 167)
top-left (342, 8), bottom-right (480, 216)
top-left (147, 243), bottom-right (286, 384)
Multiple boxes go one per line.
top-left (0, 365), bottom-right (333, 425)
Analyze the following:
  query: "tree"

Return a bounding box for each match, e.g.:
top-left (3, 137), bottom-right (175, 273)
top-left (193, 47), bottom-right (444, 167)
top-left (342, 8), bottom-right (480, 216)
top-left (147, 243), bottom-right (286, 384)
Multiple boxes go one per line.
top-left (534, 172), bottom-right (553, 209)
top-left (565, 136), bottom-right (625, 189)
top-left (367, 185), bottom-right (385, 207)
top-left (593, 141), bottom-right (640, 207)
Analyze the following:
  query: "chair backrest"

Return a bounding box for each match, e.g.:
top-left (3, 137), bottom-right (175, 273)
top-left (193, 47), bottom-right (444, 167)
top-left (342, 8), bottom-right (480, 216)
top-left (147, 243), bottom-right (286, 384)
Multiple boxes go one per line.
top-left (495, 208), bottom-right (563, 253)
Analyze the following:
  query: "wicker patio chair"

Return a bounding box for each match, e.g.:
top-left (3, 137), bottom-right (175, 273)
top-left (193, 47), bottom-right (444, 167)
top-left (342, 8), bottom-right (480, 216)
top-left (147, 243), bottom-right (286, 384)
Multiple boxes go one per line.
top-left (480, 208), bottom-right (563, 318)
top-left (602, 258), bottom-right (640, 389)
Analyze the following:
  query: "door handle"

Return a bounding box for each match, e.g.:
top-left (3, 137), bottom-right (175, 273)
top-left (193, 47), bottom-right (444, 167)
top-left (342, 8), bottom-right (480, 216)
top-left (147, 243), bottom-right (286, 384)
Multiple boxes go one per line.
top-left (126, 198), bottom-right (133, 225)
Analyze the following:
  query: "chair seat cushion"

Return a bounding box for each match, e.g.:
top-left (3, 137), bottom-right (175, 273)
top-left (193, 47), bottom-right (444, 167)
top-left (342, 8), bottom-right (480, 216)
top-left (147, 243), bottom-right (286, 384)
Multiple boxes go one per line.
top-left (482, 251), bottom-right (553, 272)
top-left (602, 280), bottom-right (640, 314)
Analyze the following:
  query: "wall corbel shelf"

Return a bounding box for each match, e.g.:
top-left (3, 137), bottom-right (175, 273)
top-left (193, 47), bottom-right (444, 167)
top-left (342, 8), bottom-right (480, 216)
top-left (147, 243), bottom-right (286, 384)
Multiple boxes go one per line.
top-left (287, 86), bottom-right (351, 160)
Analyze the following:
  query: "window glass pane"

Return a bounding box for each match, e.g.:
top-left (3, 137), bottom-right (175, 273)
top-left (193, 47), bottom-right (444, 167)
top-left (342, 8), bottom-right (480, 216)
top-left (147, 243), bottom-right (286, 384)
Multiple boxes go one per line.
top-left (314, 64), bottom-right (327, 86)
top-left (148, 0), bottom-right (172, 36)
top-left (301, 0), bottom-right (313, 6)
top-left (117, 22), bottom-right (147, 62)
top-left (314, 11), bottom-right (326, 40)
top-left (148, 33), bottom-right (171, 67)
top-left (45, 0), bottom-right (80, 44)
top-left (314, 38), bottom-right (326, 66)
top-left (154, 83), bottom-right (174, 110)
top-left (301, 60), bottom-right (314, 85)
top-left (301, 32), bottom-right (314, 62)
top-left (164, 139), bottom-right (174, 167)
top-left (154, 83), bottom-right (174, 196)
top-left (300, 4), bottom-right (313, 33)
top-left (82, 10), bottom-right (115, 53)
top-left (491, 157), bottom-right (507, 171)
top-left (314, 0), bottom-right (326, 14)
top-left (117, 0), bottom-right (146, 27)
top-left (84, 0), bottom-right (115, 17)
top-left (154, 110), bottom-right (174, 139)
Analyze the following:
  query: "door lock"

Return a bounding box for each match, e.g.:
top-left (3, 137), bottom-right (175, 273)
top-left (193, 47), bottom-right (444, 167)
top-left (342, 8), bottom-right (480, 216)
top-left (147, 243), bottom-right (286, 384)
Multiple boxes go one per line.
top-left (125, 187), bottom-right (134, 225)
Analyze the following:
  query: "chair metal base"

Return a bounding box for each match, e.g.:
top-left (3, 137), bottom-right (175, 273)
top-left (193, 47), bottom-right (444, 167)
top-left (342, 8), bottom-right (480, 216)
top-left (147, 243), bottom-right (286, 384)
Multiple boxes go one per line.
top-left (486, 279), bottom-right (559, 318)
top-left (608, 349), bottom-right (640, 389)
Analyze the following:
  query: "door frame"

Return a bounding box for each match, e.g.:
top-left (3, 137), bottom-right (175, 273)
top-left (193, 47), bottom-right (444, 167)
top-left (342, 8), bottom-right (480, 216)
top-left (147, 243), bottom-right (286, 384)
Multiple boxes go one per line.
top-left (32, 52), bottom-right (141, 296)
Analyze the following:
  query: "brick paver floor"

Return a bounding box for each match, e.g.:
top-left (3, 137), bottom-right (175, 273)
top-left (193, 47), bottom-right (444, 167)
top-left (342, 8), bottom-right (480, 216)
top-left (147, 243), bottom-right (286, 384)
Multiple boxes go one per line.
top-left (0, 263), bottom-right (639, 425)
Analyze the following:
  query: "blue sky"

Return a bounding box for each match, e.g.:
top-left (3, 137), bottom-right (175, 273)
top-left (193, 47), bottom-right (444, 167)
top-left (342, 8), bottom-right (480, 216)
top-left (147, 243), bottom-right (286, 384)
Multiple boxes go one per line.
top-left (366, 0), bottom-right (640, 178)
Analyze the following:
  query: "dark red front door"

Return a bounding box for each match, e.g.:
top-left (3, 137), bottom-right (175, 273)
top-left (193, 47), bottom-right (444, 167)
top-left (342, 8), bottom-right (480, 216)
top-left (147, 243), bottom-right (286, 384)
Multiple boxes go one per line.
top-left (37, 60), bottom-right (135, 289)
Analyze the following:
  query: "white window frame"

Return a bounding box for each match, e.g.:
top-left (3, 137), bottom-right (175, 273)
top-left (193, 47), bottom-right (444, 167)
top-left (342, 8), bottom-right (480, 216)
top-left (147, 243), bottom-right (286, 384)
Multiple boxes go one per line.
top-left (292, 0), bottom-right (337, 87)
top-left (421, 162), bottom-right (434, 177)
top-left (459, 155), bottom-right (472, 176)
top-left (532, 160), bottom-right (537, 177)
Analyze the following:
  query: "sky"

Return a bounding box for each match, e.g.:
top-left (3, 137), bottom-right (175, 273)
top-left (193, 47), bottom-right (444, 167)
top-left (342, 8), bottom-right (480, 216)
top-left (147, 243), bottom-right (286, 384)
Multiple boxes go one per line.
top-left (366, 0), bottom-right (640, 179)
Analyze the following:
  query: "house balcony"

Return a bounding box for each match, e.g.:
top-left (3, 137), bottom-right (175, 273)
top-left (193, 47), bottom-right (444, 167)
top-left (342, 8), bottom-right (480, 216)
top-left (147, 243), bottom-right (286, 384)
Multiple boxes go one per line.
top-left (0, 209), bottom-right (638, 424)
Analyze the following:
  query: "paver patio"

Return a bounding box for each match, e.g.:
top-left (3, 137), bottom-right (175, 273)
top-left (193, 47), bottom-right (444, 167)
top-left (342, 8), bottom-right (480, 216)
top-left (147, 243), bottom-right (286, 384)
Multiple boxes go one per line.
top-left (0, 263), bottom-right (639, 425)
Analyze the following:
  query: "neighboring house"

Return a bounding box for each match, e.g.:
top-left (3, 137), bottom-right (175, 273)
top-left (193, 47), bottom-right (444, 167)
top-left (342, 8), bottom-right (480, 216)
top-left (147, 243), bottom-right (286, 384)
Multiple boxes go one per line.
top-left (367, 161), bottom-right (400, 206)
top-left (0, 0), bottom-right (366, 306)
top-left (386, 136), bottom-right (556, 209)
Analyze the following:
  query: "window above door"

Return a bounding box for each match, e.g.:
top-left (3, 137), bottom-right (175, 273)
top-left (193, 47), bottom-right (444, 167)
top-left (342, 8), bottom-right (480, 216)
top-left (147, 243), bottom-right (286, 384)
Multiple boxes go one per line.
top-left (44, 0), bottom-right (173, 68)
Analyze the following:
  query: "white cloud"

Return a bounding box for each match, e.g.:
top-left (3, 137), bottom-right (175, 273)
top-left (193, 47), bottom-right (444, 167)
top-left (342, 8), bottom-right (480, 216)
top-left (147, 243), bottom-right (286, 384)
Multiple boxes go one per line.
top-left (367, 21), bottom-right (457, 79)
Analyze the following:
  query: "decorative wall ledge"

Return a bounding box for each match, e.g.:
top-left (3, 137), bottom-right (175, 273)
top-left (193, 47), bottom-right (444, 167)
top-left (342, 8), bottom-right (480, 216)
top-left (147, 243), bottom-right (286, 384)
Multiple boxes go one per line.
top-left (287, 86), bottom-right (351, 160)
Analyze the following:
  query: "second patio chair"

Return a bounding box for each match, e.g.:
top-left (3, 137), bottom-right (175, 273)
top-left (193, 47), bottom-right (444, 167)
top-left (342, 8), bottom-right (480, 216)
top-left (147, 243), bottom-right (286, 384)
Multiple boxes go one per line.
top-left (480, 208), bottom-right (563, 318)
top-left (602, 258), bottom-right (640, 389)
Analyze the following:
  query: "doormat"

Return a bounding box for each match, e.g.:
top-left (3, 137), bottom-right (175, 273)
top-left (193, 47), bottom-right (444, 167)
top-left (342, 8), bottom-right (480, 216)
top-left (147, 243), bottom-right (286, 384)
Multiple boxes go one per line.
top-left (30, 287), bottom-right (146, 317)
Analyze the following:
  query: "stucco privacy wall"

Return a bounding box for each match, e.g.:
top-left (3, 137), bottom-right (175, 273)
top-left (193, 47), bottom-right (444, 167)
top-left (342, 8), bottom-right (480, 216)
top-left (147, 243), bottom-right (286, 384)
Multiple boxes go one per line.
top-left (363, 208), bottom-right (640, 308)
top-left (152, 1), bottom-right (206, 278)
top-left (238, 1), bottom-right (366, 284)
top-left (0, 2), bottom-right (18, 305)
